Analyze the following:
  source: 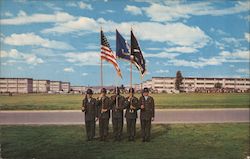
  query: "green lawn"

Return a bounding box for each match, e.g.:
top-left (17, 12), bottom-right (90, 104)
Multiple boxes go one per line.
top-left (0, 124), bottom-right (249, 159)
top-left (0, 93), bottom-right (249, 110)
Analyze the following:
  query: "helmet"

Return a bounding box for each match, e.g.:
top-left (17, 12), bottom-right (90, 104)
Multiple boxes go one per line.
top-left (101, 88), bottom-right (107, 94)
top-left (129, 88), bottom-right (134, 93)
top-left (143, 87), bottom-right (149, 93)
top-left (86, 89), bottom-right (93, 95)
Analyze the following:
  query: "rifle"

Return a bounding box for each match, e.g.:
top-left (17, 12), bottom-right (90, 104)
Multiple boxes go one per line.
top-left (141, 90), bottom-right (145, 111)
top-left (82, 94), bottom-right (87, 112)
top-left (129, 94), bottom-right (137, 113)
top-left (115, 95), bottom-right (119, 111)
top-left (100, 95), bottom-right (107, 115)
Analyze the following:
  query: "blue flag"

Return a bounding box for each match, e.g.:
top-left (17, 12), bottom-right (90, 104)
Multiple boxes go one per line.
top-left (116, 29), bottom-right (130, 61)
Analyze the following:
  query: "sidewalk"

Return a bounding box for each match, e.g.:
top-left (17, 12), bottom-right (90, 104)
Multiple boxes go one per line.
top-left (0, 108), bottom-right (249, 125)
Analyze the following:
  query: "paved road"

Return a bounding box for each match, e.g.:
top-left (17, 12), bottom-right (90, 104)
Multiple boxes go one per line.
top-left (0, 108), bottom-right (249, 125)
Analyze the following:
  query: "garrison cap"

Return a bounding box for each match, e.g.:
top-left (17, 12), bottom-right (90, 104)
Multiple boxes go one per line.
top-left (101, 88), bottom-right (107, 94)
top-left (143, 87), bottom-right (149, 93)
top-left (129, 88), bottom-right (135, 93)
top-left (86, 89), bottom-right (93, 95)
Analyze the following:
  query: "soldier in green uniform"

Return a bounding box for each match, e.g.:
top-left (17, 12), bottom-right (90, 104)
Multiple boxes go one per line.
top-left (139, 87), bottom-right (155, 142)
top-left (81, 88), bottom-right (98, 141)
top-left (124, 88), bottom-right (139, 141)
top-left (97, 88), bottom-right (111, 141)
top-left (110, 87), bottom-right (125, 141)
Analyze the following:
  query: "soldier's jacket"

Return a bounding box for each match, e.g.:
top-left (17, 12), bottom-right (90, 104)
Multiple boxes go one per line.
top-left (124, 96), bottom-right (139, 119)
top-left (110, 95), bottom-right (126, 118)
top-left (96, 96), bottom-right (111, 119)
top-left (139, 96), bottom-right (155, 120)
top-left (82, 97), bottom-right (98, 121)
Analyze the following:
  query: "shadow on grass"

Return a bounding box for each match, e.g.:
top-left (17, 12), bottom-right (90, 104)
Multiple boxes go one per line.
top-left (151, 124), bottom-right (171, 140)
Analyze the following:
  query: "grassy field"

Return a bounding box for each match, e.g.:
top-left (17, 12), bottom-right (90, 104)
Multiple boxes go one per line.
top-left (0, 124), bottom-right (249, 159)
top-left (0, 93), bottom-right (249, 110)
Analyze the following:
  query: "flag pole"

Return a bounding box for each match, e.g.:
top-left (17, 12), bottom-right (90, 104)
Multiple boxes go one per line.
top-left (100, 27), bottom-right (103, 88)
top-left (130, 27), bottom-right (133, 89)
top-left (140, 75), bottom-right (143, 92)
top-left (115, 73), bottom-right (118, 108)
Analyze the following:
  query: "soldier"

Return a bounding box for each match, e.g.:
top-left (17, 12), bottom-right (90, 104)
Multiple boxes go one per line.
top-left (97, 88), bottom-right (111, 141)
top-left (124, 88), bottom-right (139, 141)
top-left (81, 88), bottom-right (98, 141)
top-left (139, 87), bottom-right (155, 142)
top-left (110, 87), bottom-right (125, 141)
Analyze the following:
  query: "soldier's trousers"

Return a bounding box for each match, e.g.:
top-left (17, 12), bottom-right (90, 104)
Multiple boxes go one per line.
top-left (85, 120), bottom-right (95, 140)
top-left (126, 118), bottom-right (136, 139)
top-left (140, 119), bottom-right (151, 141)
top-left (99, 118), bottom-right (109, 139)
top-left (112, 118), bottom-right (123, 139)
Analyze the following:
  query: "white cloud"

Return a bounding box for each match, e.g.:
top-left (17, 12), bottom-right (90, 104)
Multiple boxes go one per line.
top-left (144, 1), bottom-right (250, 22)
top-left (81, 73), bottom-right (88, 76)
top-left (166, 46), bottom-right (197, 53)
top-left (66, 2), bottom-right (93, 10)
top-left (63, 67), bottom-right (75, 72)
top-left (222, 37), bottom-right (242, 48)
top-left (1, 49), bottom-right (44, 65)
top-left (18, 10), bottom-right (27, 17)
top-left (106, 10), bottom-right (114, 13)
top-left (102, 21), bottom-right (210, 49)
top-left (144, 52), bottom-right (179, 59)
top-left (165, 48), bottom-right (249, 68)
top-left (4, 11), bottom-right (13, 17)
top-left (44, 2), bottom-right (63, 11)
top-left (214, 41), bottom-right (225, 50)
top-left (124, 5), bottom-right (142, 15)
top-left (78, 2), bottom-right (93, 10)
top-left (64, 51), bottom-right (100, 66)
top-left (25, 54), bottom-right (44, 65)
top-left (156, 69), bottom-right (169, 73)
top-left (145, 48), bottom-right (162, 51)
top-left (0, 11), bottom-right (76, 25)
top-left (165, 58), bottom-right (223, 68)
top-left (44, 17), bottom-right (210, 50)
top-left (210, 27), bottom-right (228, 36)
top-left (219, 49), bottom-right (249, 60)
top-left (244, 33), bottom-right (250, 42)
top-left (84, 43), bottom-right (99, 50)
top-left (1, 49), bottom-right (21, 58)
top-left (236, 68), bottom-right (250, 75)
top-left (4, 33), bottom-right (74, 50)
top-left (42, 17), bottom-right (99, 34)
top-left (100, 9), bottom-right (115, 14)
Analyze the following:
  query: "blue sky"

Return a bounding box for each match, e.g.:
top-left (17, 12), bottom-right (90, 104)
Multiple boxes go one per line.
top-left (0, 0), bottom-right (249, 86)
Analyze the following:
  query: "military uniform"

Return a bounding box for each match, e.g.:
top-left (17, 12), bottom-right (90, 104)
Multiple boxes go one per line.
top-left (82, 97), bottom-right (97, 141)
top-left (110, 94), bottom-right (125, 141)
top-left (97, 96), bottom-right (111, 141)
top-left (125, 95), bottom-right (139, 141)
top-left (139, 95), bottom-right (155, 142)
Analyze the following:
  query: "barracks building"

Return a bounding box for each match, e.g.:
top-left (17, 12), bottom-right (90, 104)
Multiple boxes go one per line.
top-left (0, 77), bottom-right (249, 94)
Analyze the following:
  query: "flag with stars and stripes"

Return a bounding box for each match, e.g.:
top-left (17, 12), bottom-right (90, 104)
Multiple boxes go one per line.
top-left (100, 30), bottom-right (122, 78)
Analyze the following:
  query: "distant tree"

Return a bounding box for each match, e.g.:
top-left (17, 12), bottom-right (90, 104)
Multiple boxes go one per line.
top-left (214, 82), bottom-right (222, 89)
top-left (175, 71), bottom-right (183, 90)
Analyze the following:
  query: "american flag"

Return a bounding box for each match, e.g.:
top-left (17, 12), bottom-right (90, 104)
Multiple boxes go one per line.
top-left (101, 30), bottom-right (122, 78)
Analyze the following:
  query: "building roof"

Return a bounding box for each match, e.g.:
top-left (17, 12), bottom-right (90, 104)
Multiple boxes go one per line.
top-left (0, 77), bottom-right (33, 80)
